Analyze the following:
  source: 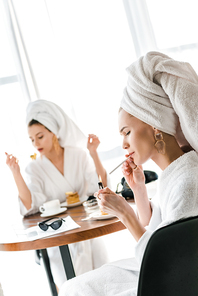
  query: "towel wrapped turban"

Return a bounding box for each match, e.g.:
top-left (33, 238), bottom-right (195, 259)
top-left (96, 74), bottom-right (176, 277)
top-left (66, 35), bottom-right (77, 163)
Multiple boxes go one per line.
top-left (121, 51), bottom-right (198, 152)
top-left (26, 100), bottom-right (87, 148)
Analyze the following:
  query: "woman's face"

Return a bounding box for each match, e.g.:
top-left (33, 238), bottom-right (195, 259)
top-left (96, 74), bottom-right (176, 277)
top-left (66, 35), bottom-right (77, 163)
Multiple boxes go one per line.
top-left (118, 109), bottom-right (156, 165)
top-left (28, 124), bottom-right (54, 156)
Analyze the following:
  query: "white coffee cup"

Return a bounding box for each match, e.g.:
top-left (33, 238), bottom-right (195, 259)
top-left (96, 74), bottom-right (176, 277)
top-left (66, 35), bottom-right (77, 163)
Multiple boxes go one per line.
top-left (39, 199), bottom-right (61, 214)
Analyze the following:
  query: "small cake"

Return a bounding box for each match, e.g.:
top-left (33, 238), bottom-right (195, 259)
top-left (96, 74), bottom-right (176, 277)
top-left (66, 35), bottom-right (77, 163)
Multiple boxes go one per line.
top-left (100, 209), bottom-right (108, 215)
top-left (65, 191), bottom-right (80, 205)
top-left (83, 199), bottom-right (99, 213)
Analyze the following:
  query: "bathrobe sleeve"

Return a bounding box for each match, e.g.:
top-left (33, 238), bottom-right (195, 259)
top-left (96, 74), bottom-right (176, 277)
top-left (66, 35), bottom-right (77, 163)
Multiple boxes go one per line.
top-left (135, 168), bottom-right (198, 265)
top-left (19, 161), bottom-right (50, 216)
top-left (134, 196), bottom-right (161, 268)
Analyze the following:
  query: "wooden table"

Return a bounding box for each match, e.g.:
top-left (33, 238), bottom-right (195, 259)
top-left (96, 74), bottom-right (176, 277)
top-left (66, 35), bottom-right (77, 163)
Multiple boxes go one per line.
top-left (0, 204), bottom-right (127, 295)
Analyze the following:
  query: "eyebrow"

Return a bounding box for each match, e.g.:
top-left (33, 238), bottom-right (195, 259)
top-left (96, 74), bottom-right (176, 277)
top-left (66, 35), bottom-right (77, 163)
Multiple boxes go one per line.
top-left (119, 126), bottom-right (128, 134)
top-left (29, 132), bottom-right (43, 138)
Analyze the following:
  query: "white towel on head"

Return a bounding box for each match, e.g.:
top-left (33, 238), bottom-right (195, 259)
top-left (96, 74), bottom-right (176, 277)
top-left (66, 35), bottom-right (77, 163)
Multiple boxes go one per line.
top-left (121, 51), bottom-right (198, 152)
top-left (26, 100), bottom-right (87, 148)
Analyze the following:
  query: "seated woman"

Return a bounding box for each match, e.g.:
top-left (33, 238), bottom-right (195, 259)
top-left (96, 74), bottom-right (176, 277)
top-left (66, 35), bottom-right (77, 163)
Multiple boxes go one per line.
top-left (59, 51), bottom-right (198, 296)
top-left (5, 100), bottom-right (110, 289)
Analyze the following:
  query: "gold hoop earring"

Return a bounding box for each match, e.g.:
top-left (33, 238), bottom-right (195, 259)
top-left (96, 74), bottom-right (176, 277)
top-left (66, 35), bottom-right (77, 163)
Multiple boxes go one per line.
top-left (154, 129), bottom-right (166, 154)
top-left (53, 134), bottom-right (61, 155)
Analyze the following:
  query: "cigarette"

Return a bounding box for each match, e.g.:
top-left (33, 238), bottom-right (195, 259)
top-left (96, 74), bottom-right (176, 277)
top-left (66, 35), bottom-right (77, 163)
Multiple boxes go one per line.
top-left (109, 155), bottom-right (131, 174)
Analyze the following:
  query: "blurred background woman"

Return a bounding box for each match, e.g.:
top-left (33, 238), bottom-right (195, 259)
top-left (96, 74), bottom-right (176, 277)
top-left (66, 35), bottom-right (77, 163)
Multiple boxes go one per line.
top-left (6, 99), bottom-right (110, 290)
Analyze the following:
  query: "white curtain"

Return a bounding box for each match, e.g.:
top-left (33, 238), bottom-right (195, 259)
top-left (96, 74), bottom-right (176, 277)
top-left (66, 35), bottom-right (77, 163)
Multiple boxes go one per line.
top-left (123, 0), bottom-right (157, 57)
top-left (0, 0), bottom-right (30, 220)
top-left (2, 0), bottom-right (36, 101)
top-left (3, 0), bottom-right (79, 117)
top-left (123, 0), bottom-right (198, 71)
top-left (3, 0), bottom-right (72, 105)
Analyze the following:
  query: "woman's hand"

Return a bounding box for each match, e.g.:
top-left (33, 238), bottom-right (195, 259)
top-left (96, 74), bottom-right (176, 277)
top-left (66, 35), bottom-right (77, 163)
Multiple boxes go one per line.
top-left (94, 187), bottom-right (131, 218)
top-left (122, 155), bottom-right (145, 192)
top-left (95, 187), bottom-right (147, 242)
top-left (87, 134), bottom-right (107, 187)
top-left (87, 134), bottom-right (100, 156)
top-left (5, 152), bottom-right (20, 175)
top-left (122, 155), bottom-right (152, 226)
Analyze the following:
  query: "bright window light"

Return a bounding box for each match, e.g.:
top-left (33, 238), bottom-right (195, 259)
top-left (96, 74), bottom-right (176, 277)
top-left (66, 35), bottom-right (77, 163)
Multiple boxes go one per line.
top-left (45, 0), bottom-right (136, 151)
top-left (146, 0), bottom-right (198, 49)
top-left (146, 0), bottom-right (198, 71)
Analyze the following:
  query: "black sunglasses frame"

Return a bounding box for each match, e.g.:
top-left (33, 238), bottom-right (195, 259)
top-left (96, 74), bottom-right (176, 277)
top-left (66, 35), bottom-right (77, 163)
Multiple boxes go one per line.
top-left (38, 217), bottom-right (65, 231)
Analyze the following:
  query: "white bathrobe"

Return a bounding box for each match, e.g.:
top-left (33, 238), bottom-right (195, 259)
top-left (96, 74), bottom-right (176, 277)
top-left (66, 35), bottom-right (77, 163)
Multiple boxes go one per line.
top-left (19, 146), bottom-right (109, 288)
top-left (0, 284), bottom-right (4, 296)
top-left (59, 151), bottom-right (198, 296)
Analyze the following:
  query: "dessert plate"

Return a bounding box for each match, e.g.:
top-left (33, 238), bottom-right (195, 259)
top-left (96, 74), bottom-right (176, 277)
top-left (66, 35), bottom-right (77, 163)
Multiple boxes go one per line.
top-left (61, 196), bottom-right (87, 208)
top-left (89, 212), bottom-right (116, 220)
top-left (40, 207), bottom-right (67, 217)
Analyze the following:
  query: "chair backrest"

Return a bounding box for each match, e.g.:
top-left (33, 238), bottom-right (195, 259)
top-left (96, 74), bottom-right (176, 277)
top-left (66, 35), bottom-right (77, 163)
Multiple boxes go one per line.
top-left (137, 215), bottom-right (198, 296)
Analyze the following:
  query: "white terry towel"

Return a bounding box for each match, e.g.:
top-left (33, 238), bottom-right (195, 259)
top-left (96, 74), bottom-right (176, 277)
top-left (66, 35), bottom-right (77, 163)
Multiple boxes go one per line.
top-left (26, 100), bottom-right (87, 149)
top-left (121, 51), bottom-right (198, 152)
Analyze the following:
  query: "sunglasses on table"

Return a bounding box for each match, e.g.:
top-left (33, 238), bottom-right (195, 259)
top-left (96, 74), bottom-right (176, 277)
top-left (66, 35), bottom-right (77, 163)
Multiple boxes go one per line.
top-left (38, 217), bottom-right (65, 231)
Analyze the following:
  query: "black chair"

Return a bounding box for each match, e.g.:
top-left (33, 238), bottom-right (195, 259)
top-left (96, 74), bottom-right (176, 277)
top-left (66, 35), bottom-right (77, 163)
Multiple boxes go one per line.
top-left (137, 215), bottom-right (198, 296)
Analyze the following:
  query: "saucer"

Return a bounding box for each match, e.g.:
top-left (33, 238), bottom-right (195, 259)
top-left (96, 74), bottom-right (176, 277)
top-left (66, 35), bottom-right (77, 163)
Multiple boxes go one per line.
top-left (40, 207), bottom-right (67, 217)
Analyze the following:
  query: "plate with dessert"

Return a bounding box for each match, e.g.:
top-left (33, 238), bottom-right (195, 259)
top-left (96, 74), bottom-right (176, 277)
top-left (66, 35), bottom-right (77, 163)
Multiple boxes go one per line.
top-left (61, 192), bottom-right (87, 208)
top-left (89, 211), bottom-right (116, 220)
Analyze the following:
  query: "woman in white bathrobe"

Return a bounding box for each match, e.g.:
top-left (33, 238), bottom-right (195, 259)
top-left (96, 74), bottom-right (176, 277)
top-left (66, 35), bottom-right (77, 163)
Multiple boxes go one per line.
top-left (59, 51), bottom-right (198, 296)
top-left (5, 100), bottom-right (109, 289)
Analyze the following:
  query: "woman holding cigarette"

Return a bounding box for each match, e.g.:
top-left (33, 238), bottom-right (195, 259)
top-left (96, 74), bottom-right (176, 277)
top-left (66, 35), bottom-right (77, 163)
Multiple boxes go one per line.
top-left (5, 99), bottom-right (109, 290)
top-left (59, 51), bottom-right (198, 296)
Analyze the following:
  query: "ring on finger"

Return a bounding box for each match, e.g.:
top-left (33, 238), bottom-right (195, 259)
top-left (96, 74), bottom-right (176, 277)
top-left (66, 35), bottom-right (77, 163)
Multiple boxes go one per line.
top-left (133, 165), bottom-right (138, 170)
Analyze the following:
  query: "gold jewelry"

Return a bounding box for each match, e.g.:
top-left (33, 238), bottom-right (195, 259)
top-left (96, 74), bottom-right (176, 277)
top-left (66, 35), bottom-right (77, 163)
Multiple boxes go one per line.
top-left (30, 153), bottom-right (37, 160)
top-left (154, 130), bottom-right (166, 154)
top-left (133, 165), bottom-right (138, 170)
top-left (53, 134), bottom-right (61, 155)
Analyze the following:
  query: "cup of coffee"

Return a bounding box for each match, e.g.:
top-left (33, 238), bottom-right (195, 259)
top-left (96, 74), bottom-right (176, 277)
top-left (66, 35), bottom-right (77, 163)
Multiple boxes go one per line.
top-left (39, 199), bottom-right (61, 215)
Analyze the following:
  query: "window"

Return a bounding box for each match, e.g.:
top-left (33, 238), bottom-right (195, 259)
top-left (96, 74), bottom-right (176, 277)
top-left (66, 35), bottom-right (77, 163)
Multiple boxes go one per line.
top-left (45, 0), bottom-right (137, 151)
top-left (0, 0), bottom-right (137, 217)
top-left (146, 0), bottom-right (198, 71)
top-left (0, 1), bottom-right (30, 218)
